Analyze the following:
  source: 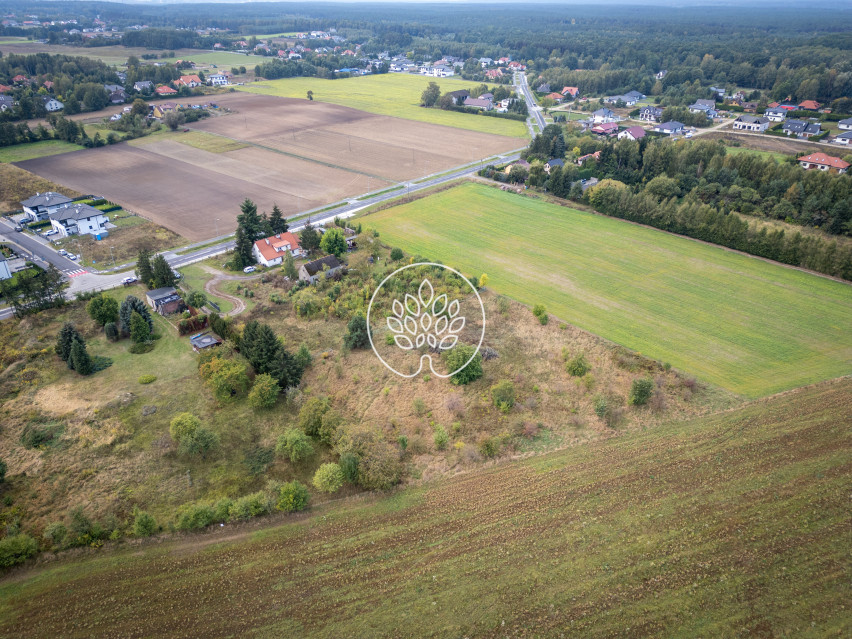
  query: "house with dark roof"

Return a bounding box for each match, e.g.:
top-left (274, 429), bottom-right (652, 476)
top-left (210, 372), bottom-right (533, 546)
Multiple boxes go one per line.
top-left (445, 89), bottom-right (469, 105)
top-left (0, 95), bottom-right (12, 112)
top-left (782, 119), bottom-right (821, 139)
top-left (133, 80), bottom-right (153, 92)
top-left (591, 122), bottom-right (619, 137)
top-left (21, 192), bottom-right (73, 222)
top-left (797, 153), bottom-right (848, 174)
top-left (832, 131), bottom-right (852, 146)
top-left (544, 158), bottom-right (564, 174)
top-left (837, 118), bottom-right (852, 131)
top-left (146, 286), bottom-right (184, 315)
top-left (653, 121), bottom-right (685, 135)
top-left (42, 96), bottom-right (63, 112)
top-left (638, 106), bottom-right (664, 122)
top-left (592, 107), bottom-right (617, 123)
top-left (617, 126), bottom-right (646, 141)
top-left (732, 115), bottom-right (770, 132)
top-left (299, 255), bottom-right (342, 284)
top-left (48, 202), bottom-right (109, 238)
top-left (688, 99), bottom-right (717, 118)
top-left (535, 83), bottom-right (550, 93)
top-left (765, 108), bottom-right (787, 122)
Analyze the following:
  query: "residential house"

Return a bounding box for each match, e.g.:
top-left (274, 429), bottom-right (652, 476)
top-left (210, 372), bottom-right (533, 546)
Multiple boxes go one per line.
top-left (155, 85), bottom-right (178, 96)
top-left (544, 158), bottom-right (564, 174)
top-left (653, 121), bottom-right (685, 135)
top-left (42, 96), bottom-right (63, 112)
top-left (545, 92), bottom-right (564, 103)
top-left (207, 73), bottom-right (228, 86)
top-left (109, 89), bottom-right (127, 104)
top-left (797, 100), bottom-right (821, 111)
top-left (536, 83), bottom-right (550, 93)
top-left (561, 86), bottom-right (579, 98)
top-left (48, 202), bottom-right (109, 238)
top-left (837, 117), bottom-right (852, 131)
top-left (0, 95), bottom-right (13, 111)
top-left (617, 126), bottom-right (646, 141)
top-left (576, 151), bottom-right (601, 166)
top-left (299, 255), bottom-right (342, 284)
top-left (43, 80), bottom-right (54, 90)
top-left (0, 258), bottom-right (11, 281)
top-left (507, 61), bottom-right (526, 71)
top-left (688, 99), bottom-right (717, 118)
top-left (445, 89), bottom-right (469, 105)
top-left (604, 90), bottom-right (645, 107)
top-left (832, 131), bottom-right (852, 146)
top-left (638, 106), bottom-right (664, 122)
top-left (732, 115), bottom-right (770, 132)
top-left (485, 69), bottom-right (503, 80)
top-left (133, 80), bottom-right (153, 92)
top-left (20, 192), bottom-right (72, 222)
top-left (151, 103), bottom-right (176, 118)
top-left (428, 65), bottom-right (455, 78)
top-left (146, 287), bottom-right (184, 315)
top-left (655, 70), bottom-right (668, 80)
top-left (0, 84), bottom-right (12, 93)
top-left (782, 119), bottom-right (821, 138)
top-left (463, 97), bottom-right (492, 111)
top-left (504, 159), bottom-right (530, 175)
top-left (104, 83), bottom-right (123, 94)
top-left (591, 107), bottom-right (617, 123)
top-left (764, 108), bottom-right (787, 122)
top-left (591, 122), bottom-right (619, 137)
top-left (176, 75), bottom-right (202, 88)
top-left (797, 153), bottom-right (848, 174)
top-left (252, 232), bottom-right (305, 267)
top-left (478, 57), bottom-right (493, 67)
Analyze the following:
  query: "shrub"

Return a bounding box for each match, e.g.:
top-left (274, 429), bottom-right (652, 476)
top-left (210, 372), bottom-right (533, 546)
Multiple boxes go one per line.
top-left (313, 463), bottom-right (344, 493)
top-left (228, 491), bottom-right (270, 521)
top-left (248, 373), bottom-right (280, 409)
top-left (629, 378), bottom-right (654, 406)
top-left (343, 313), bottom-right (369, 350)
top-left (20, 422), bottom-right (62, 448)
top-left (176, 503), bottom-right (215, 531)
top-left (276, 481), bottom-right (310, 513)
top-left (491, 380), bottom-right (516, 413)
top-left (133, 509), bottom-right (157, 537)
top-left (178, 427), bottom-right (219, 459)
top-left (43, 522), bottom-right (67, 546)
top-left (298, 397), bottom-right (329, 436)
top-left (565, 353), bottom-right (590, 377)
top-left (104, 321), bottom-right (119, 341)
top-left (339, 452), bottom-right (359, 483)
top-left (138, 374), bottom-right (157, 384)
top-left (169, 412), bottom-right (200, 443)
top-left (0, 458), bottom-right (5, 483)
top-left (532, 304), bottom-right (548, 325)
top-left (319, 410), bottom-right (343, 446)
top-left (199, 356), bottom-right (250, 401)
top-left (86, 294), bottom-right (119, 326)
top-left (128, 342), bottom-right (154, 354)
top-left (593, 394), bottom-right (608, 419)
top-left (479, 437), bottom-right (498, 458)
top-left (390, 247), bottom-right (404, 261)
top-left (0, 534), bottom-right (38, 568)
top-left (397, 435), bottom-right (408, 450)
top-left (433, 424), bottom-right (449, 450)
top-left (276, 428), bottom-right (314, 463)
top-left (412, 398), bottom-right (426, 417)
top-left (443, 345), bottom-right (483, 385)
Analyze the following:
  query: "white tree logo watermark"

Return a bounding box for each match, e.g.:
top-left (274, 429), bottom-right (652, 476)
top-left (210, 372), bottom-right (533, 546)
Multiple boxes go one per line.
top-left (367, 263), bottom-right (485, 378)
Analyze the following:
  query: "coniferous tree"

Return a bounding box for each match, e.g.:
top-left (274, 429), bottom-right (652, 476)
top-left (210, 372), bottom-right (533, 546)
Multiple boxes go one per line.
top-left (136, 249), bottom-right (153, 286)
top-left (70, 339), bottom-right (93, 375)
top-left (151, 255), bottom-right (176, 289)
top-left (233, 224), bottom-right (255, 268)
top-left (119, 296), bottom-right (153, 335)
top-left (299, 224), bottom-right (321, 254)
top-left (55, 322), bottom-right (81, 363)
top-left (130, 311), bottom-right (151, 343)
top-left (237, 198), bottom-right (263, 240)
top-left (268, 204), bottom-right (288, 234)
top-left (283, 253), bottom-right (298, 280)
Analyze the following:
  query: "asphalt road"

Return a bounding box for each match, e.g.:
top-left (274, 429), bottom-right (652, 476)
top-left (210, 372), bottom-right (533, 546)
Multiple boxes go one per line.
top-left (516, 72), bottom-right (546, 133)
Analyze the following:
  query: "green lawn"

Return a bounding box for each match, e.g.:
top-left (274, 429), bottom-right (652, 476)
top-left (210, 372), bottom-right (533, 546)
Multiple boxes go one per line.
top-left (0, 140), bottom-right (82, 163)
top-left (1, 379), bottom-right (848, 638)
top-left (178, 264), bottom-right (234, 314)
top-left (724, 145), bottom-right (791, 162)
top-left (239, 74), bottom-right (528, 138)
top-left (364, 182), bottom-right (852, 397)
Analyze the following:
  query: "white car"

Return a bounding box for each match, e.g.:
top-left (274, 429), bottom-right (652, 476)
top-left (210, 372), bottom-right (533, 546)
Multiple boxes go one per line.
top-left (243, 266), bottom-right (256, 273)
top-left (58, 249), bottom-right (68, 256)
top-left (44, 229), bottom-right (58, 236)
top-left (122, 276), bottom-right (137, 285)
top-left (67, 253), bottom-right (78, 261)
top-left (685, 132), bottom-right (694, 138)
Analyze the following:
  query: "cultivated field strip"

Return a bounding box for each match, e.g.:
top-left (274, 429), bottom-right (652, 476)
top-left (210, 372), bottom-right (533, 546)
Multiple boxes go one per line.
top-left (1, 380), bottom-right (849, 638)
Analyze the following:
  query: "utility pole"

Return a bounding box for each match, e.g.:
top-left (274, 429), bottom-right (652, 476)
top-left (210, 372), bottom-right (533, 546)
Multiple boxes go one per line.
top-left (109, 245), bottom-right (116, 267)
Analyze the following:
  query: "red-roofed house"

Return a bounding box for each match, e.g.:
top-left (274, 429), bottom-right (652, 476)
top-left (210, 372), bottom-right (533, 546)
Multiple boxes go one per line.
top-left (797, 153), bottom-right (848, 174)
top-left (485, 68), bottom-right (504, 80)
top-left (617, 126), bottom-right (646, 141)
top-left (253, 232), bottom-right (305, 267)
top-left (561, 86), bottom-right (579, 98)
top-left (13, 74), bottom-right (30, 84)
top-left (0, 84), bottom-right (11, 93)
top-left (176, 75), bottom-right (202, 88)
top-left (798, 100), bottom-right (821, 111)
top-left (577, 151), bottom-right (602, 166)
top-left (590, 122), bottom-right (618, 137)
top-left (43, 80), bottom-right (54, 90)
top-left (545, 92), bottom-right (564, 103)
top-left (508, 61), bottom-right (526, 70)
top-left (155, 85), bottom-right (178, 95)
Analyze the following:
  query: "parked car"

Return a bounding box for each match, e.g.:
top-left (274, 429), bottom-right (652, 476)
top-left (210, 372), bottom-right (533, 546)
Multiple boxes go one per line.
top-left (44, 229), bottom-right (58, 236)
top-left (122, 276), bottom-right (137, 285)
top-left (58, 249), bottom-right (68, 256)
top-left (172, 269), bottom-right (182, 280)
top-left (243, 266), bottom-right (256, 273)
top-left (14, 225), bottom-right (22, 232)
top-left (67, 253), bottom-right (78, 260)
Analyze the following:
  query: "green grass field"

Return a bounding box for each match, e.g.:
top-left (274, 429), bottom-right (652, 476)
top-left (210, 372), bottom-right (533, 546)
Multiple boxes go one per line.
top-left (0, 140), bottom-right (82, 163)
top-left (239, 74), bottom-right (528, 138)
top-left (364, 182), bottom-right (852, 397)
top-left (1, 378), bottom-right (848, 638)
top-left (724, 145), bottom-right (791, 162)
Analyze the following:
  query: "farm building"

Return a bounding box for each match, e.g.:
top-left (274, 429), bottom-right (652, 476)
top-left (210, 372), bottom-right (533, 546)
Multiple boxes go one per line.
top-left (146, 287), bottom-right (184, 315)
top-left (253, 232), bottom-right (305, 267)
top-left (299, 255), bottom-right (342, 284)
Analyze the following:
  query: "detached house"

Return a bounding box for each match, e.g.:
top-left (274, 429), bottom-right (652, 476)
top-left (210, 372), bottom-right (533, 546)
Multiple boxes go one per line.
top-left (42, 96), bottom-right (63, 112)
top-left (764, 108), bottom-right (787, 122)
top-left (732, 115), bottom-right (770, 132)
top-left (837, 118), bottom-right (852, 131)
top-left (591, 107), bottom-right (617, 123)
top-left (463, 97), bottom-right (492, 111)
top-left (653, 121), bottom-right (685, 135)
top-left (299, 255), bottom-right (342, 284)
top-left (688, 99), bottom-right (717, 118)
top-left (797, 100), bottom-right (821, 111)
top-left (617, 126), bottom-right (646, 141)
top-left (638, 106), bottom-right (664, 122)
top-left (155, 85), bottom-right (178, 96)
top-left (146, 287), bottom-right (184, 315)
top-left (561, 86), bottom-right (579, 98)
top-left (797, 153), bottom-right (849, 174)
top-left (782, 119), bottom-right (821, 139)
top-left (252, 232), bottom-right (305, 267)
top-left (48, 202), bottom-right (109, 238)
top-left (832, 131), bottom-right (852, 146)
top-left (445, 89), bottom-right (469, 105)
top-left (133, 80), bottom-right (153, 92)
top-left (21, 192), bottom-right (73, 222)
top-left (0, 95), bottom-right (13, 111)
top-left (176, 75), bottom-right (202, 88)
top-left (208, 73), bottom-right (228, 86)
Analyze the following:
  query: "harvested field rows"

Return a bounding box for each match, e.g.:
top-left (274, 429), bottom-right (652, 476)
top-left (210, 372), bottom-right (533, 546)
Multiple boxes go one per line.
top-left (1, 379), bottom-right (849, 638)
top-left (15, 94), bottom-right (521, 241)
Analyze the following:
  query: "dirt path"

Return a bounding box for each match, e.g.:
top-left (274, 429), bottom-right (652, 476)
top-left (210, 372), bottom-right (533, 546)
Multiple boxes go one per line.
top-left (199, 265), bottom-right (261, 317)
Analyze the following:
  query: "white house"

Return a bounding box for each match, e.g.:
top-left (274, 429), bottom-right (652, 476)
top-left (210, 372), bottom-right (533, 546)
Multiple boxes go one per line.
top-left (765, 108), bottom-right (787, 122)
top-left (838, 118), bottom-right (852, 131)
top-left (0, 95), bottom-right (14, 111)
top-left (42, 97), bottom-right (63, 112)
top-left (618, 126), bottom-right (646, 141)
top-left (638, 106), bottom-right (663, 122)
top-left (299, 255), bottom-right (342, 284)
top-left (20, 192), bottom-right (73, 222)
top-left (207, 73), bottom-right (228, 86)
top-left (48, 202), bottom-right (109, 237)
top-left (688, 99), bottom-right (717, 118)
top-left (797, 153), bottom-right (849, 174)
top-left (833, 131), bottom-right (852, 146)
top-left (732, 115), bottom-right (770, 132)
top-left (252, 232), bottom-right (305, 267)
top-left (654, 121), bottom-right (685, 135)
top-left (592, 108), bottom-right (618, 123)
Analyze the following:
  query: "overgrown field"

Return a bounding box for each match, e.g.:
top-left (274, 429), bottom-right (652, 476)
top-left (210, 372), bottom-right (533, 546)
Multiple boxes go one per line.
top-left (1, 378), bottom-right (848, 638)
top-left (364, 182), bottom-right (852, 397)
top-left (240, 73), bottom-right (529, 137)
top-left (0, 164), bottom-right (82, 212)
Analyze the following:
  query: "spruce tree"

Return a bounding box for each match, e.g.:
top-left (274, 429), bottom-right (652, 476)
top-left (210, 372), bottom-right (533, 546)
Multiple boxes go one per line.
top-left (130, 311), bottom-right (151, 343)
top-left (234, 224), bottom-right (255, 268)
top-left (136, 249), bottom-right (153, 286)
top-left (70, 337), bottom-right (92, 375)
top-left (151, 255), bottom-right (175, 289)
top-left (283, 253), bottom-right (298, 280)
top-left (299, 224), bottom-right (320, 254)
top-left (268, 204), bottom-right (288, 234)
top-left (237, 198), bottom-right (263, 240)
top-left (55, 323), bottom-right (81, 363)
top-left (120, 296), bottom-right (153, 335)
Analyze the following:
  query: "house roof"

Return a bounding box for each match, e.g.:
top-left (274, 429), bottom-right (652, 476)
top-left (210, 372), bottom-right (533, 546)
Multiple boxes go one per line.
top-left (155, 85), bottom-right (177, 94)
top-left (49, 202), bottom-right (105, 222)
top-left (179, 75), bottom-right (202, 84)
top-left (254, 232), bottom-right (302, 262)
top-left (765, 108), bottom-right (786, 115)
top-left (445, 89), bottom-right (469, 98)
top-left (835, 131), bottom-right (852, 140)
top-left (303, 255), bottom-right (341, 276)
top-left (591, 122), bottom-right (618, 133)
top-left (593, 108), bottom-right (615, 117)
top-left (147, 286), bottom-right (178, 301)
top-left (640, 105), bottom-right (663, 115)
top-left (797, 153), bottom-right (849, 169)
top-left (578, 151), bottom-right (601, 162)
top-left (464, 97), bottom-right (492, 108)
top-left (657, 121), bottom-right (684, 131)
top-left (561, 86), bottom-right (579, 96)
top-left (797, 100), bottom-right (821, 110)
top-left (735, 115), bottom-right (769, 124)
top-left (693, 99), bottom-right (716, 108)
top-left (620, 126), bottom-right (646, 139)
top-left (21, 192), bottom-right (71, 209)
top-left (838, 117), bottom-right (852, 126)
top-left (783, 119), bottom-right (821, 134)
top-left (545, 158), bottom-right (565, 167)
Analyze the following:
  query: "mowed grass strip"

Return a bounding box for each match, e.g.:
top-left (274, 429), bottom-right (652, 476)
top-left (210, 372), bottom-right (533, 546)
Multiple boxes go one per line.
top-left (365, 182), bottom-right (852, 397)
top-left (0, 140), bottom-right (82, 163)
top-left (1, 379), bottom-right (849, 638)
top-left (240, 74), bottom-right (529, 138)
